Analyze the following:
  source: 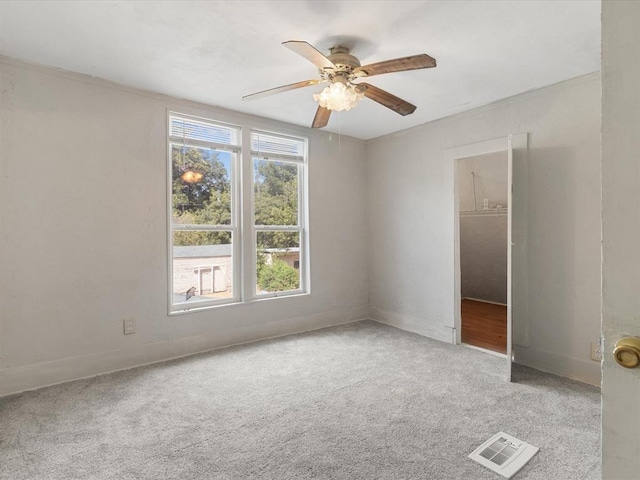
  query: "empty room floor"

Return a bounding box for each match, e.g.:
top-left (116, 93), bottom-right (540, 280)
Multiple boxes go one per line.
top-left (0, 321), bottom-right (599, 480)
top-left (461, 298), bottom-right (508, 354)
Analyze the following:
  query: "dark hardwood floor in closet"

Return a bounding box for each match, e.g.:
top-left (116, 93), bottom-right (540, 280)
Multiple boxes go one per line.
top-left (461, 298), bottom-right (507, 354)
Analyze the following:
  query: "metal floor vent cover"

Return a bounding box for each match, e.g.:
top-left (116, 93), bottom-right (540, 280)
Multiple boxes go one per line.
top-left (469, 432), bottom-right (539, 478)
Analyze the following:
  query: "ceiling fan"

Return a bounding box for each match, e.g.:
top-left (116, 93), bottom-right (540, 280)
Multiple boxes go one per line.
top-left (242, 40), bottom-right (437, 129)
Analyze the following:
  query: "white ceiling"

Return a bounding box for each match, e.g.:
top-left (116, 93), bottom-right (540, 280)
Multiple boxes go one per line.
top-left (0, 1), bottom-right (601, 140)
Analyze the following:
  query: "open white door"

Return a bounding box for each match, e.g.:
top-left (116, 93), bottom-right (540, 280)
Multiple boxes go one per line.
top-left (506, 137), bottom-right (513, 382)
top-left (602, 1), bottom-right (640, 476)
top-left (507, 133), bottom-right (529, 382)
top-left (507, 133), bottom-right (529, 381)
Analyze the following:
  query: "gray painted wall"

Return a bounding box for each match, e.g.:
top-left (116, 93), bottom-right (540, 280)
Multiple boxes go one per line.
top-left (367, 72), bottom-right (601, 385)
top-left (458, 152), bottom-right (508, 304)
top-left (0, 57), bottom-right (369, 396)
top-left (460, 215), bottom-right (507, 304)
top-left (457, 151), bottom-right (508, 212)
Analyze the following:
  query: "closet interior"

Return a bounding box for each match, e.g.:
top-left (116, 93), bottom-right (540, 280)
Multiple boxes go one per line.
top-left (457, 151), bottom-right (508, 354)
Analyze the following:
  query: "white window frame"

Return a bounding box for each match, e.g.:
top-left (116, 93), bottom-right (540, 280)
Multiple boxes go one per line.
top-left (168, 113), bottom-right (241, 312)
top-left (250, 129), bottom-right (308, 298)
top-left (168, 114), bottom-right (309, 313)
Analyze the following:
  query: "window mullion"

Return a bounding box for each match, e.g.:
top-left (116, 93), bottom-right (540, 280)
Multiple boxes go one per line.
top-left (241, 127), bottom-right (254, 301)
top-left (173, 224), bottom-right (235, 232)
top-left (250, 151), bottom-right (303, 163)
top-left (254, 225), bottom-right (300, 232)
top-left (171, 137), bottom-right (240, 153)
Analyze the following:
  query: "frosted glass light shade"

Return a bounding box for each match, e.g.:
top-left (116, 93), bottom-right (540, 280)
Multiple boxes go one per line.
top-left (313, 83), bottom-right (364, 111)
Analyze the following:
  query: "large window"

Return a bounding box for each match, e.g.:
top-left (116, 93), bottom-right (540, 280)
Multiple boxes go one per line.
top-left (252, 132), bottom-right (306, 297)
top-left (168, 114), bottom-right (307, 312)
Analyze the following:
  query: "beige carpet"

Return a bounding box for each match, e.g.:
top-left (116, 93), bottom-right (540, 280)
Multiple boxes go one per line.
top-left (0, 321), bottom-right (600, 479)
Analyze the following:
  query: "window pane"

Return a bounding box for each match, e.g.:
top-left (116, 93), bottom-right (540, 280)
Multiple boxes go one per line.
top-left (253, 159), bottom-right (298, 226)
top-left (256, 231), bottom-right (300, 294)
top-left (173, 232), bottom-right (233, 304)
top-left (172, 145), bottom-right (232, 225)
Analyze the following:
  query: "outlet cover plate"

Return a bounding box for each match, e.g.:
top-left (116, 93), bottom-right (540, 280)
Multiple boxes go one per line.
top-left (591, 341), bottom-right (603, 361)
top-left (123, 318), bottom-right (136, 335)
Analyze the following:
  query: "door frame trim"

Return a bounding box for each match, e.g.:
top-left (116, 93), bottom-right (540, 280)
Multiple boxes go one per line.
top-left (447, 136), bottom-right (510, 346)
top-left (447, 133), bottom-right (528, 381)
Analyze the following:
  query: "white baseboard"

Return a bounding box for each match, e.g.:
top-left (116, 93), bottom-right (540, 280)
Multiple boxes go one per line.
top-left (369, 307), bottom-right (455, 344)
top-left (0, 306), bottom-right (369, 397)
top-left (368, 306), bottom-right (600, 386)
top-left (1, 306), bottom-right (600, 396)
top-left (514, 344), bottom-right (601, 387)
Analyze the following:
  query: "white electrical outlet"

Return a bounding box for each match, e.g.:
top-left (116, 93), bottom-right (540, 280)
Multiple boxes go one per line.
top-left (123, 318), bottom-right (136, 335)
top-left (590, 340), bottom-right (603, 361)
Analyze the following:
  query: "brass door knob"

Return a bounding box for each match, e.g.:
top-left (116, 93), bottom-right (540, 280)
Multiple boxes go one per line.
top-left (613, 337), bottom-right (640, 369)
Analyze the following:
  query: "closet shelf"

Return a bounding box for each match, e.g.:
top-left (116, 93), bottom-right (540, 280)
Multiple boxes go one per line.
top-left (460, 208), bottom-right (508, 217)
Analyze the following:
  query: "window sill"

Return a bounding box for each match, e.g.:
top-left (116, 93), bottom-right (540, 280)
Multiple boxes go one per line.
top-left (168, 291), bottom-right (310, 316)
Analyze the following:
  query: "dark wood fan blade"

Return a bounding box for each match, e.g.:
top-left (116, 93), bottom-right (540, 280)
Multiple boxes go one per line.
top-left (243, 80), bottom-right (321, 101)
top-left (359, 83), bottom-right (417, 116)
top-left (282, 40), bottom-right (336, 70)
top-left (312, 105), bottom-right (331, 128)
top-left (354, 54), bottom-right (436, 77)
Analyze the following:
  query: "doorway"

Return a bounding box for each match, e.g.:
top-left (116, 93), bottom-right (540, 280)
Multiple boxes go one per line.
top-left (448, 133), bottom-right (528, 382)
top-left (456, 151), bottom-right (508, 355)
